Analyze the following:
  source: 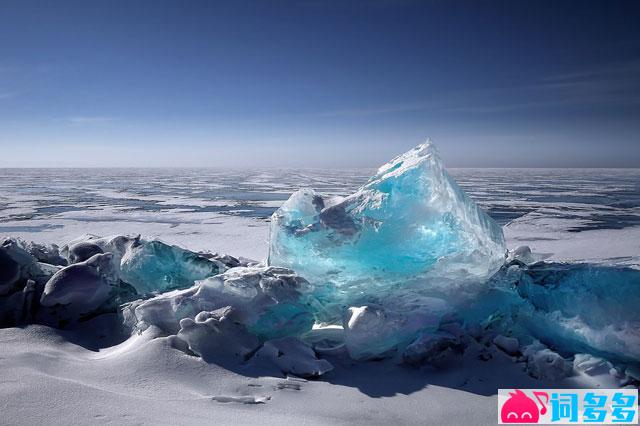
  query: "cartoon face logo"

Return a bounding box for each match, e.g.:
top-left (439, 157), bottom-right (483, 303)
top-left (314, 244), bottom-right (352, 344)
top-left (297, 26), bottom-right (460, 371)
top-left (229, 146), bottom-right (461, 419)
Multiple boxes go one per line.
top-left (501, 390), bottom-right (548, 423)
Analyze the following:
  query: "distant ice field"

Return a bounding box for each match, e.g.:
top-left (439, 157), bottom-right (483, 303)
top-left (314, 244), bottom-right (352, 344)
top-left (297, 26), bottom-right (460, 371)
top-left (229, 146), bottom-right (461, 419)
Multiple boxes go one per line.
top-left (0, 168), bottom-right (638, 264)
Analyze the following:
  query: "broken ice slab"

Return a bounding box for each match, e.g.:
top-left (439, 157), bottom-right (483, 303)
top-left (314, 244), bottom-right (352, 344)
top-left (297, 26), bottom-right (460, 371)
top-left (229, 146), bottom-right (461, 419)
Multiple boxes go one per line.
top-left (61, 235), bottom-right (226, 294)
top-left (123, 266), bottom-right (315, 340)
top-left (177, 306), bottom-right (261, 364)
top-left (40, 253), bottom-right (117, 312)
top-left (515, 262), bottom-right (640, 363)
top-left (120, 239), bottom-right (226, 294)
top-left (0, 238), bottom-right (56, 296)
top-left (343, 302), bottom-right (447, 360)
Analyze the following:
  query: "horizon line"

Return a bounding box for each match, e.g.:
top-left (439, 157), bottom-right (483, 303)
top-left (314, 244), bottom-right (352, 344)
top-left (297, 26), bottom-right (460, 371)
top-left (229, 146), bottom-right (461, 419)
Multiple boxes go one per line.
top-left (0, 166), bottom-right (638, 170)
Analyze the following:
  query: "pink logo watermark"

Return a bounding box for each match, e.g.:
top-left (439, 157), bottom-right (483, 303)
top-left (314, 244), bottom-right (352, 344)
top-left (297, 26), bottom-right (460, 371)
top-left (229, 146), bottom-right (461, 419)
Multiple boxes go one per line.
top-left (498, 389), bottom-right (638, 424)
top-left (501, 389), bottom-right (548, 423)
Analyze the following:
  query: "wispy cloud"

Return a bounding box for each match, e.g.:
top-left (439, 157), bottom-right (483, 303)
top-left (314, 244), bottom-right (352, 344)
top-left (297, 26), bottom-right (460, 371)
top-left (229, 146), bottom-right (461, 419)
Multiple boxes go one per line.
top-left (66, 116), bottom-right (114, 124)
top-left (0, 92), bottom-right (15, 100)
top-left (542, 59), bottom-right (640, 84)
top-left (316, 58), bottom-right (640, 117)
top-left (316, 101), bottom-right (436, 118)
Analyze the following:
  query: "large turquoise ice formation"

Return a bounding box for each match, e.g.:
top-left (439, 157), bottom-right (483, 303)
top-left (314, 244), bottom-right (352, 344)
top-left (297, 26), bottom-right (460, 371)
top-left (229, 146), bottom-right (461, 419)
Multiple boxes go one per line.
top-left (266, 141), bottom-right (508, 358)
top-left (269, 141), bottom-right (505, 282)
top-left (268, 141), bottom-right (506, 319)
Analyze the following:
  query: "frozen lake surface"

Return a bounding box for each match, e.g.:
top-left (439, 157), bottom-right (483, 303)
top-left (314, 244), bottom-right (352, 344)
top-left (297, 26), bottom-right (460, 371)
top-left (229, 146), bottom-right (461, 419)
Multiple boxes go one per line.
top-left (1, 167), bottom-right (638, 263)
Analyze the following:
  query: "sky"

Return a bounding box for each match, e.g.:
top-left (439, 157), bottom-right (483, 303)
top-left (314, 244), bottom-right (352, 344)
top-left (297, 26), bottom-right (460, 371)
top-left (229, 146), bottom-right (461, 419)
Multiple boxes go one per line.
top-left (0, 0), bottom-right (639, 168)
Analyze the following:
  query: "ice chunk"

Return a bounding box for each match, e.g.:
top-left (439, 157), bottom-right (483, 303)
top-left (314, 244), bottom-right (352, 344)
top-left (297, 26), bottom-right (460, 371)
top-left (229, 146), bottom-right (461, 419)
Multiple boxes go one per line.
top-left (67, 241), bottom-right (104, 264)
top-left (493, 335), bottom-right (520, 355)
top-left (302, 324), bottom-right (346, 355)
top-left (268, 142), bottom-right (506, 317)
top-left (250, 337), bottom-right (333, 378)
top-left (21, 241), bottom-right (67, 266)
top-left (0, 242), bottom-right (22, 295)
top-left (40, 253), bottom-right (118, 316)
top-left (60, 235), bottom-right (225, 294)
top-left (177, 307), bottom-right (260, 364)
top-left (0, 238), bottom-right (58, 296)
top-left (573, 354), bottom-right (614, 377)
top-left (402, 331), bottom-right (460, 366)
top-left (61, 234), bottom-right (139, 265)
top-left (522, 341), bottom-right (568, 381)
top-left (343, 303), bottom-right (444, 360)
top-left (0, 279), bottom-right (38, 325)
top-left (199, 252), bottom-right (242, 269)
top-left (506, 246), bottom-right (534, 265)
top-left (506, 245), bottom-right (550, 266)
top-left (124, 266), bottom-right (314, 340)
top-left (514, 263), bottom-right (640, 362)
top-left (120, 239), bottom-right (225, 294)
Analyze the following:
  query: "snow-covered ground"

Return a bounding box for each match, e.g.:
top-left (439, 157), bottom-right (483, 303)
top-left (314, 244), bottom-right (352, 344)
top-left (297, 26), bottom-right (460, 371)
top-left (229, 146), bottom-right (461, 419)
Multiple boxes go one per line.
top-left (505, 216), bottom-right (640, 267)
top-left (1, 166), bottom-right (638, 425)
top-left (0, 325), bottom-right (503, 425)
top-left (1, 320), bottom-right (625, 426)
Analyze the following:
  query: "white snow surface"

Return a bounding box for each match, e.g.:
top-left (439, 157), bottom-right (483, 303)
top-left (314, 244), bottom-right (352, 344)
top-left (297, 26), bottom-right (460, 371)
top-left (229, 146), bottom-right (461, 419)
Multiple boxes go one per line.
top-left (504, 216), bottom-right (640, 267)
top-left (1, 323), bottom-right (619, 426)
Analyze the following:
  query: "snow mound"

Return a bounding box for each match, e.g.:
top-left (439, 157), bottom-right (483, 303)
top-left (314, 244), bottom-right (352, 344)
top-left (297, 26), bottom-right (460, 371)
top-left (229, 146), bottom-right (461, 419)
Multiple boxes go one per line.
top-left (177, 306), bottom-right (261, 364)
top-left (41, 253), bottom-right (116, 312)
top-left (250, 337), bottom-right (334, 378)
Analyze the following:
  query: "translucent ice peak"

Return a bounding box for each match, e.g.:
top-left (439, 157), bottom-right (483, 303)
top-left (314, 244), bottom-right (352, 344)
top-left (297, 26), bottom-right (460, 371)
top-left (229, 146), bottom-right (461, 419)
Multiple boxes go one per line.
top-left (268, 140), bottom-right (507, 320)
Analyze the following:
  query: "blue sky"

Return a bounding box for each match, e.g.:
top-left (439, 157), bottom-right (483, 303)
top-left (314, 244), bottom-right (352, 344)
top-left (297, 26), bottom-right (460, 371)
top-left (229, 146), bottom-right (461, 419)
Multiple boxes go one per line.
top-left (1, 0), bottom-right (639, 167)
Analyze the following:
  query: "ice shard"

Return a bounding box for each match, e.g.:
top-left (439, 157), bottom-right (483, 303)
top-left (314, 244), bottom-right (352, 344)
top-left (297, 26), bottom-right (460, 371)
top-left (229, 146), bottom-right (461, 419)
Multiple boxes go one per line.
top-left (343, 304), bottom-right (445, 360)
top-left (177, 306), bottom-right (261, 364)
top-left (0, 238), bottom-right (61, 296)
top-left (123, 266), bottom-right (315, 340)
top-left (120, 240), bottom-right (225, 295)
top-left (268, 141), bottom-right (506, 317)
top-left (60, 235), bottom-right (225, 294)
top-left (513, 263), bottom-right (640, 363)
